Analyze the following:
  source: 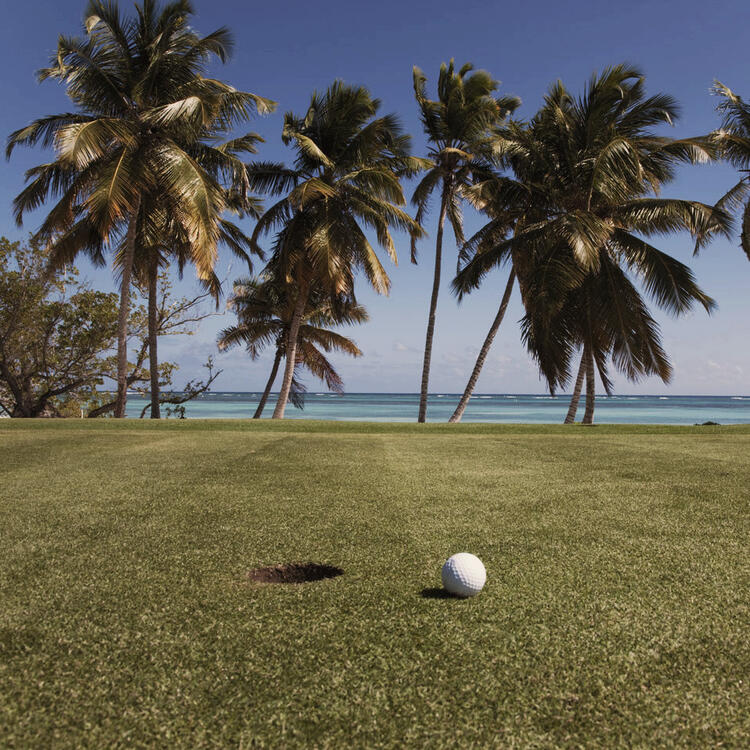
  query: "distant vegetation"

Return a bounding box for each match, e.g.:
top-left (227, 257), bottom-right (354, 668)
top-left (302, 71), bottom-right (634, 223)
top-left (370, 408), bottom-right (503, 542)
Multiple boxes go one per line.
top-left (5, 0), bottom-right (748, 421)
top-left (0, 236), bottom-right (218, 418)
top-left (218, 273), bottom-right (368, 418)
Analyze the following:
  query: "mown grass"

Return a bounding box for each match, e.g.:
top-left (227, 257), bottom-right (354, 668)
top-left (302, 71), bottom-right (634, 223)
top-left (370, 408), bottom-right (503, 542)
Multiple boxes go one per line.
top-left (1, 421), bottom-right (749, 747)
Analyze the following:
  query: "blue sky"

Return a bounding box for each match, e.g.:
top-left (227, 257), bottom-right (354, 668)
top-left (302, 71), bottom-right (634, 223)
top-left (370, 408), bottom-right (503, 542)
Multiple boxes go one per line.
top-left (2, 0), bottom-right (748, 394)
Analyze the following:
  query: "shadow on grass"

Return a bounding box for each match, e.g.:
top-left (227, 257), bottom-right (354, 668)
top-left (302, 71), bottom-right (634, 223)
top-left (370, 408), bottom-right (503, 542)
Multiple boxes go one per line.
top-left (420, 587), bottom-right (455, 599)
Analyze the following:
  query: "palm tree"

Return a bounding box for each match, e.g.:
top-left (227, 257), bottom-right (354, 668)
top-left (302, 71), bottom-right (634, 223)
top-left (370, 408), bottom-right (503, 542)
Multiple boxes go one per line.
top-left (454, 65), bottom-right (730, 423)
top-left (247, 81), bottom-right (425, 419)
top-left (7, 0), bottom-right (273, 417)
top-left (132, 191), bottom-right (253, 417)
top-left (520, 245), bottom-right (713, 424)
top-left (703, 81), bottom-right (750, 261)
top-left (411, 60), bottom-right (519, 422)
top-left (218, 275), bottom-right (368, 418)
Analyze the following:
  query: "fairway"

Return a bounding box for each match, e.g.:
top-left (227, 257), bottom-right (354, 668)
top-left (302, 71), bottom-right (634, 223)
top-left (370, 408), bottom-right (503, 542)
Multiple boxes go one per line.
top-left (1, 421), bottom-right (749, 747)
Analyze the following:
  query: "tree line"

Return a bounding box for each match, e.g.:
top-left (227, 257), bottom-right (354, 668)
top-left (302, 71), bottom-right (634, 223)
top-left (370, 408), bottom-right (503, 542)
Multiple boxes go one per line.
top-left (5, 0), bottom-right (749, 422)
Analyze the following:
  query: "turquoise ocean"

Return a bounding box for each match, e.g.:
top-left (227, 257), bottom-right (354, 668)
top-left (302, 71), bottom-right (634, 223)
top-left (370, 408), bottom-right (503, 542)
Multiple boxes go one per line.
top-left (124, 392), bottom-right (750, 424)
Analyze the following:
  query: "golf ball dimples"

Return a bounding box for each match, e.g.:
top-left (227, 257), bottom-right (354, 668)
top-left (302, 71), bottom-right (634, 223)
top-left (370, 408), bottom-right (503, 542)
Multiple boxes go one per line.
top-left (442, 553), bottom-right (486, 597)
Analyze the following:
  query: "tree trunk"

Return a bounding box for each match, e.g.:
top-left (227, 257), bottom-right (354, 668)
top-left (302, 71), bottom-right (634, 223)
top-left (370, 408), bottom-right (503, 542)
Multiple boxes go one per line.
top-left (272, 286), bottom-right (308, 419)
top-left (114, 195), bottom-right (141, 418)
top-left (254, 347), bottom-right (283, 419)
top-left (418, 184), bottom-right (450, 423)
top-left (449, 269), bottom-right (515, 423)
top-left (582, 346), bottom-right (596, 425)
top-left (0, 363), bottom-right (27, 417)
top-left (564, 349), bottom-right (587, 424)
top-left (148, 253), bottom-right (160, 419)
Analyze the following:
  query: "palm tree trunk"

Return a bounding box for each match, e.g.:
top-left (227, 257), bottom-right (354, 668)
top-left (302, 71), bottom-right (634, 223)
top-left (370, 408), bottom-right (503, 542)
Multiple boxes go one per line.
top-left (272, 286), bottom-right (308, 419)
top-left (449, 269), bottom-right (515, 423)
top-left (418, 185), bottom-right (450, 423)
top-left (114, 195), bottom-right (141, 419)
top-left (148, 253), bottom-right (160, 419)
top-left (582, 346), bottom-right (596, 424)
top-left (254, 347), bottom-right (283, 419)
top-left (564, 349), bottom-right (587, 424)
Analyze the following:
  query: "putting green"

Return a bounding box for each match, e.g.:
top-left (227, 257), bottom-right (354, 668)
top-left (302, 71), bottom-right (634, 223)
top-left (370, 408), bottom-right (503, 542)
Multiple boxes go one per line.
top-left (1, 421), bottom-right (749, 747)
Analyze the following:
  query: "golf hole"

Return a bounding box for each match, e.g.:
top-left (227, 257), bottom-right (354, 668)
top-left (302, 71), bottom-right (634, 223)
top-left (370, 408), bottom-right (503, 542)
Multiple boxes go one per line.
top-left (247, 562), bottom-right (344, 584)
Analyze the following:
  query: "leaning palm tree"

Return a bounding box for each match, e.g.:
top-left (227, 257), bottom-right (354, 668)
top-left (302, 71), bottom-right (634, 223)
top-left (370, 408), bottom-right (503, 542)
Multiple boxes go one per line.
top-left (218, 275), bottom-right (368, 418)
top-left (703, 81), bottom-right (750, 260)
top-left (247, 81), bottom-right (425, 418)
top-left (411, 60), bottom-right (519, 422)
top-left (447, 119), bottom-right (553, 422)
top-left (7, 0), bottom-right (273, 417)
top-left (454, 65), bottom-right (730, 423)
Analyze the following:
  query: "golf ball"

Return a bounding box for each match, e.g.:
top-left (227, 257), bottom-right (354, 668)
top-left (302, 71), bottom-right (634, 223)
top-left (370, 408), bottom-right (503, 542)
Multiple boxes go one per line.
top-left (442, 553), bottom-right (486, 597)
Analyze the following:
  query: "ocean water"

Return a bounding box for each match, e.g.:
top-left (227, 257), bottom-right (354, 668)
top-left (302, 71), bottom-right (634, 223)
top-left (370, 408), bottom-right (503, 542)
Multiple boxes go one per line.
top-left (124, 392), bottom-right (750, 424)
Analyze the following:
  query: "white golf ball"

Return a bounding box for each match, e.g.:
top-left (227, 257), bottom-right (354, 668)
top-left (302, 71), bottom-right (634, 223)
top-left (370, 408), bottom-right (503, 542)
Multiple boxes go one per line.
top-left (441, 552), bottom-right (486, 597)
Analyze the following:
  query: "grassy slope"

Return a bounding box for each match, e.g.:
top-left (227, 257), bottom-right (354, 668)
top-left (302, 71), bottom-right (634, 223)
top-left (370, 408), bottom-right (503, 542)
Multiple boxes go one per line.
top-left (1, 421), bottom-right (749, 748)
